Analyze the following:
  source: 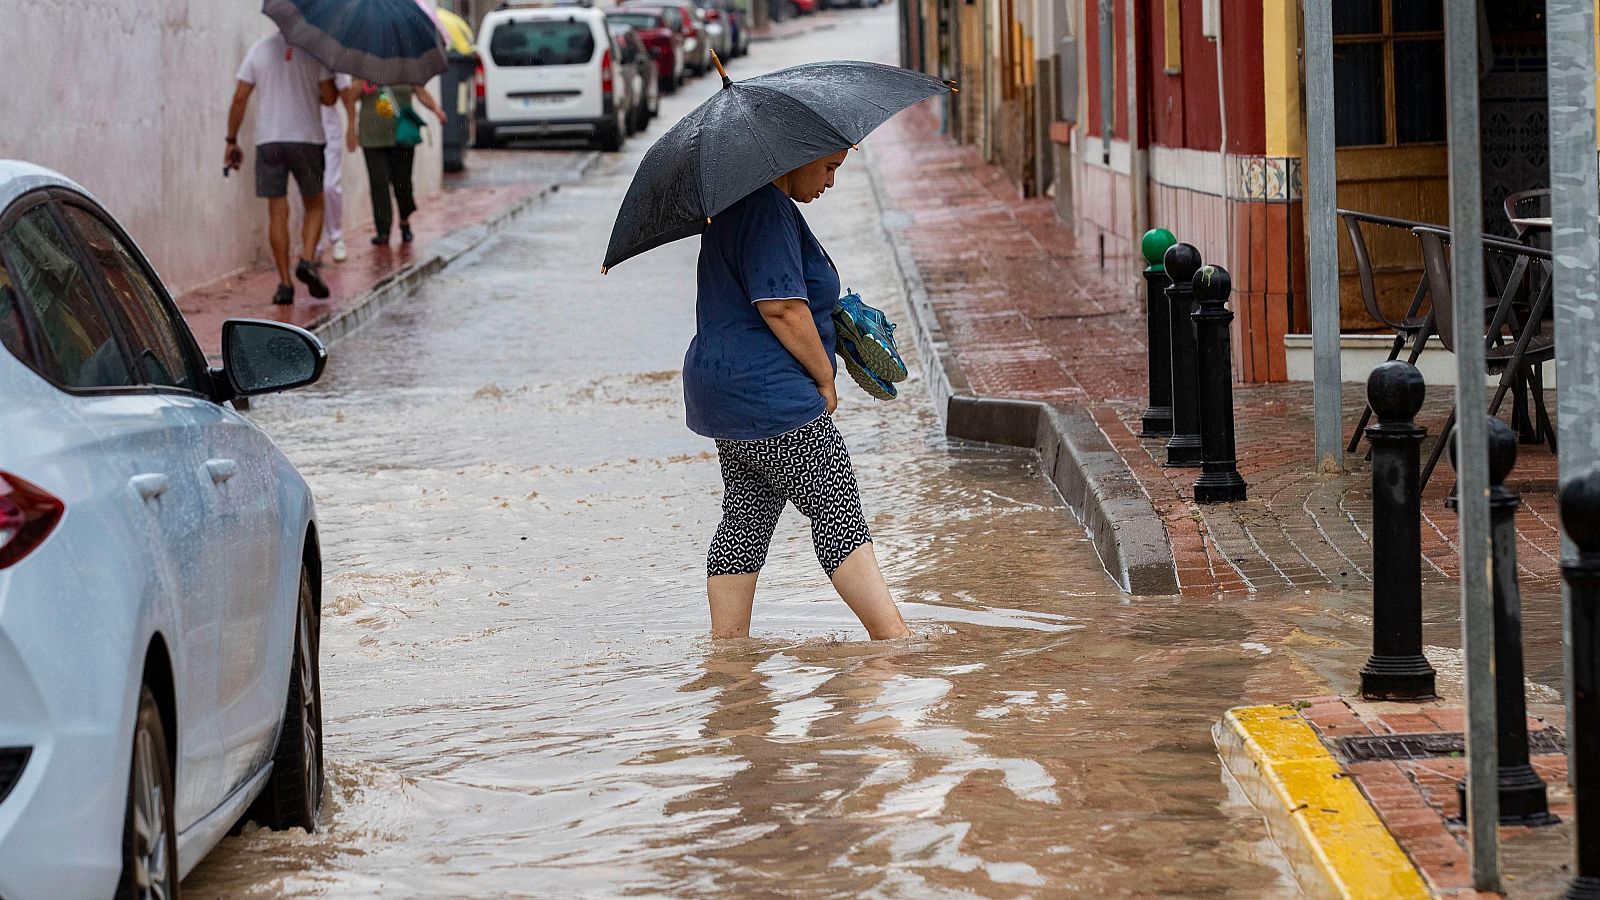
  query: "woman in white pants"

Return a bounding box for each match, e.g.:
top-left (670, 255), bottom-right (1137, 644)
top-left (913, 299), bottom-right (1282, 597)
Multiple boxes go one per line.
top-left (318, 74), bottom-right (355, 262)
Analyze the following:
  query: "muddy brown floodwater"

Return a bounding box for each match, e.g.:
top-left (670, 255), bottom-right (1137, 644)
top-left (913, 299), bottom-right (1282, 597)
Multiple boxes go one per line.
top-left (177, 10), bottom-right (1446, 898)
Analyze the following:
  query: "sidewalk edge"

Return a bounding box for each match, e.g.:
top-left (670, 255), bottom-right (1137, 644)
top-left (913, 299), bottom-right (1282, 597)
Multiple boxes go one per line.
top-left (1214, 705), bottom-right (1431, 900)
top-left (863, 147), bottom-right (1177, 596)
top-left (314, 152), bottom-right (599, 347)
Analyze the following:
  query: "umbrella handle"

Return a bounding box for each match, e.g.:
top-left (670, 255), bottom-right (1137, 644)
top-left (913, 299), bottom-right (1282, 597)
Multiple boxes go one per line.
top-left (711, 51), bottom-right (731, 89)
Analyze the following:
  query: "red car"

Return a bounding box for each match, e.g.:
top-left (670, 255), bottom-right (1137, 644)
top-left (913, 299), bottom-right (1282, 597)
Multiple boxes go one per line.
top-left (623, 1), bottom-right (708, 77)
top-left (607, 8), bottom-right (684, 94)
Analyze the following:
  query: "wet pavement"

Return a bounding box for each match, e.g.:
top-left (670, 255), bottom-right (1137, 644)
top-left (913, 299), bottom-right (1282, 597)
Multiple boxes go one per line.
top-left (178, 11), bottom-right (1566, 898)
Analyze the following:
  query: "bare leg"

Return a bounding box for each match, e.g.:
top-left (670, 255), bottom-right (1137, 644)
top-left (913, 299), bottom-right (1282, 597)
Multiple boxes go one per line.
top-left (267, 197), bottom-right (292, 285)
top-left (300, 192), bottom-right (325, 265)
top-left (707, 573), bottom-right (759, 638)
top-left (830, 544), bottom-right (910, 640)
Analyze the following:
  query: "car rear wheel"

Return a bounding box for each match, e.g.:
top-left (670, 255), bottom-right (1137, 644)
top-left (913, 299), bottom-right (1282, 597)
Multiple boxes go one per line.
top-left (116, 686), bottom-right (177, 900)
top-left (473, 126), bottom-right (500, 149)
top-left (248, 564), bottom-right (323, 831)
top-left (596, 109), bottom-right (626, 152)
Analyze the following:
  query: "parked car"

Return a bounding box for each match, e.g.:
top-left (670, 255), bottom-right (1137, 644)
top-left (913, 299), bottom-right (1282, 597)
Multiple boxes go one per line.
top-left (686, 0), bottom-right (732, 62)
top-left (608, 24), bottom-right (661, 133)
top-left (606, 8), bottom-right (684, 94)
top-left (623, 1), bottom-right (708, 78)
top-left (0, 160), bottom-right (327, 899)
top-left (724, 0), bottom-right (750, 57)
top-left (475, 4), bottom-right (630, 152)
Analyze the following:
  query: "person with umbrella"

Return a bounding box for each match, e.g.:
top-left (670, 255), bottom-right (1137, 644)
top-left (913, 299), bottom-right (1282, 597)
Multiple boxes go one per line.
top-left (348, 78), bottom-right (447, 245)
top-left (604, 57), bottom-right (952, 641)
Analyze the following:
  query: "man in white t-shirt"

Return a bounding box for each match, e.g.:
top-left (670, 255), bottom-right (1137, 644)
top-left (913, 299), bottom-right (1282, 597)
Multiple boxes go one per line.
top-left (225, 31), bottom-right (339, 305)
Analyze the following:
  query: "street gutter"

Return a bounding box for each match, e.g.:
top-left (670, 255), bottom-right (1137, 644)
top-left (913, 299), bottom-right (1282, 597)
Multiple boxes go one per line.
top-left (862, 147), bottom-right (1180, 596)
top-left (312, 151), bottom-right (602, 349)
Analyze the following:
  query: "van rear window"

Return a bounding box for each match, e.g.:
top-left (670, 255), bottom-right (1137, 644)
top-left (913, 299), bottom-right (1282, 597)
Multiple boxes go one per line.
top-left (490, 20), bottom-right (596, 67)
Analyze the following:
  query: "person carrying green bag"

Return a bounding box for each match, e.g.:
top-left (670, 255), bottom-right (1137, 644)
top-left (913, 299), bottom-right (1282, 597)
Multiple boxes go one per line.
top-left (349, 80), bottom-right (446, 245)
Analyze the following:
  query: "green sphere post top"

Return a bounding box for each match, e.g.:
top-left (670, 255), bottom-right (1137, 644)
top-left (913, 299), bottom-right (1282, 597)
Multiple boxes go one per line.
top-left (1142, 228), bottom-right (1177, 272)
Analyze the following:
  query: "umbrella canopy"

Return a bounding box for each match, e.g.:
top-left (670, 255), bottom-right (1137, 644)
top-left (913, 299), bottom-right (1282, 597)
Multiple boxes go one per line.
top-left (263, 0), bottom-right (447, 85)
top-left (435, 7), bottom-right (476, 56)
top-left (602, 58), bottom-right (952, 271)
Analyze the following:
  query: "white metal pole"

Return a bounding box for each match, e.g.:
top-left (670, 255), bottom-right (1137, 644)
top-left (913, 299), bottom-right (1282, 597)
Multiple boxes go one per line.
top-left (1302, 0), bottom-right (1342, 472)
top-left (1444, 0), bottom-right (1499, 888)
top-left (1548, 0), bottom-right (1600, 779)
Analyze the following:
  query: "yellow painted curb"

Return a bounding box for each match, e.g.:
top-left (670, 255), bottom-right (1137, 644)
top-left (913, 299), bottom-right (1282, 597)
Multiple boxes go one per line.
top-left (1214, 705), bottom-right (1431, 900)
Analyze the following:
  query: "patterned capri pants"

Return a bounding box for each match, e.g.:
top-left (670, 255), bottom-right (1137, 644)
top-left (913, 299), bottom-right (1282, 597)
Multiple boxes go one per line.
top-left (708, 414), bottom-right (873, 578)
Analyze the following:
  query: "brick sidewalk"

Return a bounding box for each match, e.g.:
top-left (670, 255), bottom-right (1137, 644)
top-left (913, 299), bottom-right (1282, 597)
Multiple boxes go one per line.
top-left (176, 148), bottom-right (579, 357)
top-left (870, 102), bottom-right (1564, 598)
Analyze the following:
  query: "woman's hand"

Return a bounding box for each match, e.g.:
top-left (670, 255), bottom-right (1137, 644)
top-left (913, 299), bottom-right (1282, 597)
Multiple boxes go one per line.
top-left (819, 379), bottom-right (838, 414)
top-left (757, 298), bottom-right (838, 416)
top-left (345, 130), bottom-right (359, 153)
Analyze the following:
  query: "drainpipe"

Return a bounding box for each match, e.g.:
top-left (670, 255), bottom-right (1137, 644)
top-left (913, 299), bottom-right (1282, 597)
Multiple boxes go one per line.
top-left (1098, 0), bottom-right (1113, 164)
top-left (1125, 0), bottom-right (1147, 241)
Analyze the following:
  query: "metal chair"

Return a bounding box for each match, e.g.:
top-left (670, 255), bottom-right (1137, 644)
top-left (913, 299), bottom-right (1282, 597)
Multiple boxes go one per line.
top-left (1411, 225), bottom-right (1557, 489)
top-left (1339, 210), bottom-right (1502, 454)
top-left (1504, 187), bottom-right (1552, 241)
top-left (1339, 210), bottom-right (1435, 453)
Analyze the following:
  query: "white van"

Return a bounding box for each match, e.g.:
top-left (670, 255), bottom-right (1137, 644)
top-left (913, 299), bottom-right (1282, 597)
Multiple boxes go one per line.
top-left (476, 4), bottom-right (629, 151)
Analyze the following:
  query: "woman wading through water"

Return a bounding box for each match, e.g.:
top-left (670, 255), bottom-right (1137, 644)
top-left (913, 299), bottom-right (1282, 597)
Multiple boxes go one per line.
top-left (683, 150), bottom-right (911, 641)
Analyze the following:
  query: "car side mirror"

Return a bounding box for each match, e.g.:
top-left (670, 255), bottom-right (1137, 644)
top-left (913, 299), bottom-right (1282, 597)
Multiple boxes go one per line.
top-left (212, 319), bottom-right (327, 401)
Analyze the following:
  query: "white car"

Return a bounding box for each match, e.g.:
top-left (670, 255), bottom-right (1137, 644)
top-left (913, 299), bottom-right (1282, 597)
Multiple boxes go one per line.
top-left (0, 161), bottom-right (327, 899)
top-left (475, 4), bottom-right (630, 151)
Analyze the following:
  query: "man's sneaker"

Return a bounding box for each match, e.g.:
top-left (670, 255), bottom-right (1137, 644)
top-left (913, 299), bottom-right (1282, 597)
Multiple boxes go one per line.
top-left (833, 291), bottom-right (908, 384)
top-left (295, 259), bottom-right (330, 299)
top-left (330, 240), bottom-right (348, 263)
top-left (838, 334), bottom-right (897, 401)
top-left (272, 283), bottom-right (294, 305)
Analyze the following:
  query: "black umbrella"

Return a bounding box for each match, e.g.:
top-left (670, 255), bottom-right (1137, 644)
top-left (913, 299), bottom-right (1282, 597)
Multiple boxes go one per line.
top-left (264, 0), bottom-right (447, 85)
top-left (602, 56), bottom-right (953, 272)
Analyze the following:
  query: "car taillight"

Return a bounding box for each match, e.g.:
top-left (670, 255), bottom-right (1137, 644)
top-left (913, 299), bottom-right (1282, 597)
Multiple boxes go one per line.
top-left (704, 8), bottom-right (720, 19)
top-left (0, 473), bottom-right (63, 569)
top-left (474, 61), bottom-right (485, 100)
top-left (601, 48), bottom-right (613, 95)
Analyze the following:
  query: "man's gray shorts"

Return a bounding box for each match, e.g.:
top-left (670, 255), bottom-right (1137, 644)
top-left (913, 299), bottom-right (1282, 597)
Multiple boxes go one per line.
top-left (255, 142), bottom-right (326, 199)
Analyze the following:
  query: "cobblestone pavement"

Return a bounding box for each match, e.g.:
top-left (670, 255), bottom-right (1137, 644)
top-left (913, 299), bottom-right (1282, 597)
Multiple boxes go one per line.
top-left (870, 102), bottom-right (1565, 600)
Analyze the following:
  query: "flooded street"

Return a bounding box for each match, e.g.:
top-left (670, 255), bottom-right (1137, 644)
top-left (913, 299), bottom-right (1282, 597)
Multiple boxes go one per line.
top-left (181, 13), bottom-right (1423, 898)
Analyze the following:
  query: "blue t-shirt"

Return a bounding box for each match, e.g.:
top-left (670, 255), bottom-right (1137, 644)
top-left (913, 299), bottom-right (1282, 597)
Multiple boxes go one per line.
top-left (684, 185), bottom-right (840, 440)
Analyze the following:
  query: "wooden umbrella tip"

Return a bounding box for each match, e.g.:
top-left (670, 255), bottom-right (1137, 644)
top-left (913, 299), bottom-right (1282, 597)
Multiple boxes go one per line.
top-left (711, 51), bottom-right (731, 87)
top-left (601, 266), bottom-right (609, 275)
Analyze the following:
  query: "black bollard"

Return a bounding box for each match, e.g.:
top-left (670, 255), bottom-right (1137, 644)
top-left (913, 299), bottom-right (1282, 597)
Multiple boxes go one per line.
top-left (1453, 417), bottom-right (1557, 826)
top-left (1358, 361), bottom-right (1436, 700)
top-left (1163, 243), bottom-right (1204, 467)
top-left (1139, 228), bottom-right (1176, 438)
top-left (1190, 265), bottom-right (1248, 503)
top-left (1563, 464), bottom-right (1600, 899)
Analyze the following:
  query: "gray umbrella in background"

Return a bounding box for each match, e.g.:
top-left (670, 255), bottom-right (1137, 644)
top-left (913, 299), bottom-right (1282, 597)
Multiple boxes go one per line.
top-left (602, 57), bottom-right (953, 272)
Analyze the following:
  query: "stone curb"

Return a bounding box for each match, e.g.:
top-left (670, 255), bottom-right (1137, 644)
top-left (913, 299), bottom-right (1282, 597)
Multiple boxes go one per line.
top-left (861, 147), bottom-right (1179, 595)
top-left (312, 151), bottom-right (601, 348)
top-left (1213, 705), bottom-right (1431, 900)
